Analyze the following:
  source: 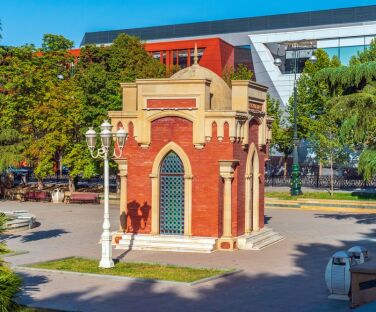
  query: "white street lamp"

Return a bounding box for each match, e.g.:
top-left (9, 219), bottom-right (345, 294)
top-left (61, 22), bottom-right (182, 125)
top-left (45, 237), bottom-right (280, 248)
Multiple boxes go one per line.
top-left (274, 57), bottom-right (283, 67)
top-left (309, 54), bottom-right (318, 63)
top-left (85, 121), bottom-right (128, 269)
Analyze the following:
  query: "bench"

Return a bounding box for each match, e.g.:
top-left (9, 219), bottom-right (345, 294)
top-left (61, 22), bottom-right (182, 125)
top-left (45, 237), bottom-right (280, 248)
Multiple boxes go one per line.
top-left (24, 191), bottom-right (51, 202)
top-left (66, 192), bottom-right (100, 204)
top-left (351, 260), bottom-right (376, 308)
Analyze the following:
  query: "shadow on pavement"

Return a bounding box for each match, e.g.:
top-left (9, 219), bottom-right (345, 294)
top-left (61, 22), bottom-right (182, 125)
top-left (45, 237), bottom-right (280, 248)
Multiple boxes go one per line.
top-left (315, 213), bottom-right (376, 225)
top-left (17, 228), bottom-right (376, 312)
top-left (20, 229), bottom-right (70, 242)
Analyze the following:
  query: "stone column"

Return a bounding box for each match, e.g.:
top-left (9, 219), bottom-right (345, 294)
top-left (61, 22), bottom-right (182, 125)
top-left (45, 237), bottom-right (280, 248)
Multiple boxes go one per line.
top-left (150, 174), bottom-right (159, 235)
top-left (244, 174), bottom-right (252, 234)
top-left (222, 174), bottom-right (234, 237)
top-left (218, 160), bottom-right (239, 250)
top-left (116, 159), bottom-right (128, 232)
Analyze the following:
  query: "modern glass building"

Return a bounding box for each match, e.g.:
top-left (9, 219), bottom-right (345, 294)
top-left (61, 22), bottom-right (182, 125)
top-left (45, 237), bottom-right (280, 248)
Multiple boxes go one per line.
top-left (80, 5), bottom-right (376, 106)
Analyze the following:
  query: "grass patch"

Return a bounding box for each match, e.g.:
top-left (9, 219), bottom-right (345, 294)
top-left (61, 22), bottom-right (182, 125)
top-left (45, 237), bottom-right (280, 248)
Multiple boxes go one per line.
top-left (18, 307), bottom-right (60, 312)
top-left (266, 191), bottom-right (376, 201)
top-left (29, 257), bottom-right (230, 283)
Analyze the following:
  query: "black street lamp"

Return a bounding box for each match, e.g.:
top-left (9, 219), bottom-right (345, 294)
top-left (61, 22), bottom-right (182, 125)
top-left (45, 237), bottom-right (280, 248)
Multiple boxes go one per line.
top-left (274, 42), bottom-right (317, 195)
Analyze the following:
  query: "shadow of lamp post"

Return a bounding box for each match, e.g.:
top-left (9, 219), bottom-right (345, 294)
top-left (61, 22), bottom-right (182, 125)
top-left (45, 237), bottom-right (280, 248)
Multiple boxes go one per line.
top-left (85, 121), bottom-right (128, 268)
top-left (273, 42), bottom-right (317, 196)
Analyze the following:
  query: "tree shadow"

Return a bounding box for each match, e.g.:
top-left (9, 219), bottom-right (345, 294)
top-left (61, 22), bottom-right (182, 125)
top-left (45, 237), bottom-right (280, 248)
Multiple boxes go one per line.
top-left (17, 228), bottom-right (376, 312)
top-left (315, 213), bottom-right (376, 225)
top-left (20, 229), bottom-right (70, 243)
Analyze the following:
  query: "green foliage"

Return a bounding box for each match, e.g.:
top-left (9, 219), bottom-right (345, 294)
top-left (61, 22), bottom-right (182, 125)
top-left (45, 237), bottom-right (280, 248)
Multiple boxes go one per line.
top-left (350, 38), bottom-right (376, 65)
top-left (290, 49), bottom-right (341, 140)
top-left (41, 34), bottom-right (74, 51)
top-left (0, 265), bottom-right (22, 312)
top-left (266, 191), bottom-right (376, 201)
top-left (0, 213), bottom-right (22, 312)
top-left (222, 64), bottom-right (253, 86)
top-left (314, 38), bottom-right (376, 180)
top-left (76, 34), bottom-right (166, 126)
top-left (266, 94), bottom-right (293, 159)
top-left (0, 33), bottom-right (166, 186)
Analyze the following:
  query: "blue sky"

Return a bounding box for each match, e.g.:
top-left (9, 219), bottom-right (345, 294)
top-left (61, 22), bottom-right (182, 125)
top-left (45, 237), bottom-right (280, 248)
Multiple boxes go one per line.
top-left (1, 0), bottom-right (376, 48)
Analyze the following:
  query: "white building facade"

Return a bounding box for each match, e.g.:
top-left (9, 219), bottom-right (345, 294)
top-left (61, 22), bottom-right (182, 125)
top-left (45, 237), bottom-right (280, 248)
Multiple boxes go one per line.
top-left (81, 5), bottom-right (376, 107)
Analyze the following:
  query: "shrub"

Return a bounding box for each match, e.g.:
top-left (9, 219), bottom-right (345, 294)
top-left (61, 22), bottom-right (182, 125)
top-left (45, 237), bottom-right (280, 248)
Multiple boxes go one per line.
top-left (0, 213), bottom-right (22, 312)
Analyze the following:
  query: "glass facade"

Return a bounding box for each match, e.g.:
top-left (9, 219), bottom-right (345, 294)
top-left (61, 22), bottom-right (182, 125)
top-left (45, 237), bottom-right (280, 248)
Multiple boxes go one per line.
top-left (268, 35), bottom-right (375, 75)
top-left (323, 45), bottom-right (370, 65)
top-left (234, 45), bottom-right (253, 70)
top-left (267, 41), bottom-right (316, 74)
top-left (149, 48), bottom-right (204, 69)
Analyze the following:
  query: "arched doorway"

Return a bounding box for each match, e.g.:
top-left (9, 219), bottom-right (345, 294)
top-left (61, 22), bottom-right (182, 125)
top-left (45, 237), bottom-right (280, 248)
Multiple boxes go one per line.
top-left (245, 144), bottom-right (260, 233)
top-left (150, 142), bottom-right (193, 236)
top-left (159, 151), bottom-right (185, 235)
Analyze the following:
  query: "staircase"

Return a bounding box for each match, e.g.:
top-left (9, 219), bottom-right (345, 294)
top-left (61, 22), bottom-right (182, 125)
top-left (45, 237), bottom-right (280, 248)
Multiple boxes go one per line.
top-left (116, 234), bottom-right (217, 253)
top-left (237, 227), bottom-right (284, 250)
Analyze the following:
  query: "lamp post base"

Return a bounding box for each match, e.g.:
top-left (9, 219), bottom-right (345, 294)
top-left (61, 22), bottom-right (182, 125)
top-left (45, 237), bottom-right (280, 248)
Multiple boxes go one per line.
top-left (99, 259), bottom-right (115, 269)
top-left (99, 233), bottom-right (114, 269)
top-left (290, 164), bottom-right (303, 196)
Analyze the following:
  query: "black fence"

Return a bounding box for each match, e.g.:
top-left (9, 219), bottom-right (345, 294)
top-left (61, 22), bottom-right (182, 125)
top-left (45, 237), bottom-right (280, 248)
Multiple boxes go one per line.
top-left (265, 175), bottom-right (376, 189)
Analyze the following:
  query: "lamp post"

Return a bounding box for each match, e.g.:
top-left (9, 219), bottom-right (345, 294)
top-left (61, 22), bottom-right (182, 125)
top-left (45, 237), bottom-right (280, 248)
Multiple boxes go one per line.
top-left (85, 121), bottom-right (128, 268)
top-left (274, 42), bottom-right (317, 195)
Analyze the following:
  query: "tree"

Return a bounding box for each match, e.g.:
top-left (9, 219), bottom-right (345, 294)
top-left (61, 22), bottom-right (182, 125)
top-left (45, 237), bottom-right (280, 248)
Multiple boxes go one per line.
top-left (316, 39), bottom-right (376, 181)
top-left (41, 34), bottom-right (74, 51)
top-left (76, 34), bottom-right (166, 126)
top-left (289, 49), bottom-right (342, 176)
top-left (266, 94), bottom-right (293, 177)
top-left (310, 114), bottom-right (350, 195)
top-left (0, 45), bottom-right (35, 184)
top-left (222, 64), bottom-right (253, 87)
top-left (0, 33), bottom-right (167, 190)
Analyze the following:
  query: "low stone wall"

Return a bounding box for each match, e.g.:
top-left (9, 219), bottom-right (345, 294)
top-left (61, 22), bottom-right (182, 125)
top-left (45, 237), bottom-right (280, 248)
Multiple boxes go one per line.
top-left (3, 211), bottom-right (36, 233)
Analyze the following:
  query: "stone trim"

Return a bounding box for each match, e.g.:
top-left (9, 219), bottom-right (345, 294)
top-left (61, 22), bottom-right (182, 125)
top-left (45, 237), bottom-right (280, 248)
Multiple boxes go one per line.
top-left (245, 143), bottom-right (260, 233)
top-left (219, 160), bottom-right (239, 238)
top-left (115, 159), bottom-right (128, 232)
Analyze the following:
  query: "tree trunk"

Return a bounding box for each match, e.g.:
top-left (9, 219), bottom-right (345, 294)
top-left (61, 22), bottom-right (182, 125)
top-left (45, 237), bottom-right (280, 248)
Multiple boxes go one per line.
top-left (330, 155), bottom-right (334, 197)
top-left (59, 153), bottom-right (63, 177)
top-left (68, 176), bottom-right (76, 193)
top-left (37, 179), bottom-right (44, 190)
top-left (318, 162), bottom-right (323, 176)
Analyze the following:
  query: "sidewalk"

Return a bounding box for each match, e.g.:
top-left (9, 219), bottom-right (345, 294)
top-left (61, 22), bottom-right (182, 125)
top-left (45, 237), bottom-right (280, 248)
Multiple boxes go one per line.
top-left (2, 201), bottom-right (375, 311)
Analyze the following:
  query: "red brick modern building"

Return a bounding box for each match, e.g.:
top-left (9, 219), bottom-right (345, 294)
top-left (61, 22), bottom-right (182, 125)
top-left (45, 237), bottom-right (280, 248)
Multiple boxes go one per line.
top-left (109, 53), bottom-right (283, 252)
top-left (145, 38), bottom-right (234, 76)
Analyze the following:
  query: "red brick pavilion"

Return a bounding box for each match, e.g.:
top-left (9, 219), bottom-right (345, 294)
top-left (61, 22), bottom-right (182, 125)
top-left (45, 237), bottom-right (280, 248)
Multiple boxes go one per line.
top-left (109, 51), bottom-right (283, 252)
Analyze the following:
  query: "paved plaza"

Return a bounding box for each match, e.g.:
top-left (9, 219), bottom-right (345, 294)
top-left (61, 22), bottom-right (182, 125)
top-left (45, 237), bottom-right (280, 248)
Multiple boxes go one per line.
top-left (1, 200), bottom-right (376, 312)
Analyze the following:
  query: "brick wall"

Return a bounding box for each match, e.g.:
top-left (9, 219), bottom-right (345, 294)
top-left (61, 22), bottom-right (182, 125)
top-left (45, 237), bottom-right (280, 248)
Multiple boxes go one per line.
top-left (121, 116), bottom-right (265, 237)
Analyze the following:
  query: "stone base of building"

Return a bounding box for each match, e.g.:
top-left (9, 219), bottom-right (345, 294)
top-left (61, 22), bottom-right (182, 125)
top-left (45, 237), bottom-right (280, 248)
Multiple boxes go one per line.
top-left (237, 227), bottom-right (284, 250)
top-left (114, 227), bottom-right (284, 253)
top-left (216, 237), bottom-right (238, 251)
top-left (115, 233), bottom-right (217, 253)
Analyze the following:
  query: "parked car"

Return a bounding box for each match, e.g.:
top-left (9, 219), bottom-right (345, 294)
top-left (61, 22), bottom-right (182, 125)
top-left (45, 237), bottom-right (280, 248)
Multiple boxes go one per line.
top-left (7, 166), bottom-right (33, 178)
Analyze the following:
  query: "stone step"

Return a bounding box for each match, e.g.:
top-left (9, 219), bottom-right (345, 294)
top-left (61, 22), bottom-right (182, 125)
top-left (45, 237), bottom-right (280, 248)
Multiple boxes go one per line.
top-left (121, 234), bottom-right (216, 244)
top-left (118, 238), bottom-right (215, 249)
top-left (116, 234), bottom-right (216, 253)
top-left (238, 227), bottom-right (284, 251)
top-left (251, 233), bottom-right (285, 250)
top-left (242, 228), bottom-right (274, 243)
